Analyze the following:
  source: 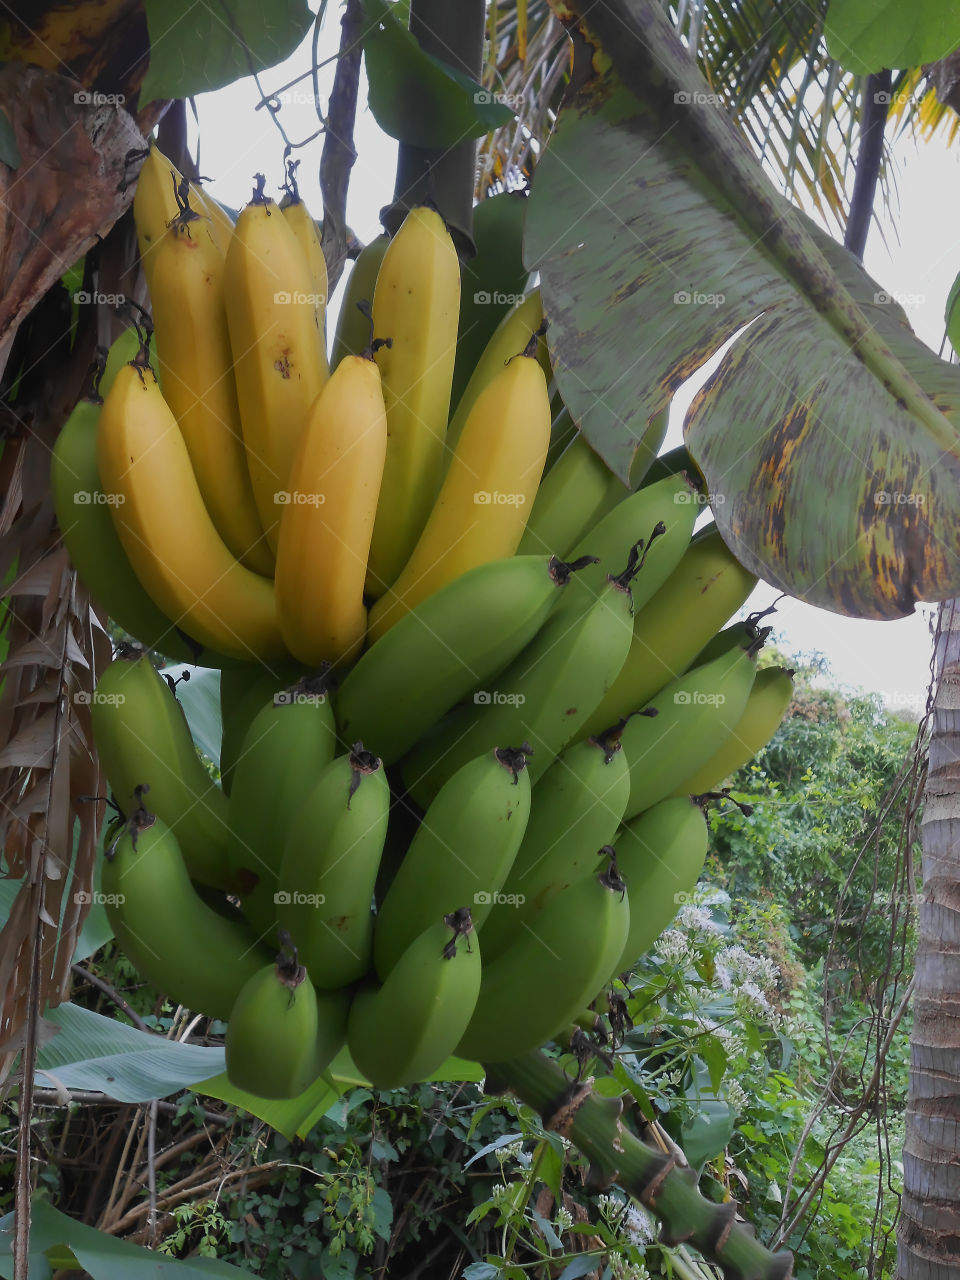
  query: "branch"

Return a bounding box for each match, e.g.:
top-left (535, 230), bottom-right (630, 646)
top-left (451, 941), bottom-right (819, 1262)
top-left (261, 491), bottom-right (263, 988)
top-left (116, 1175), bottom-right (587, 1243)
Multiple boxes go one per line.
top-left (488, 1051), bottom-right (794, 1279)
top-left (844, 71), bottom-right (891, 261)
top-left (319, 0), bottom-right (364, 295)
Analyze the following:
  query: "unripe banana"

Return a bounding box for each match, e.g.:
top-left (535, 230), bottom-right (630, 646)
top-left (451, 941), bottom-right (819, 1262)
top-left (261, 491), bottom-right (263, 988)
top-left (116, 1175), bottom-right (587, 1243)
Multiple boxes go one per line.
top-left (335, 555), bottom-right (584, 765)
top-left (226, 675), bottom-right (338, 939)
top-left (444, 288), bottom-right (544, 456)
top-left (348, 913), bottom-right (482, 1089)
top-left (225, 938), bottom-right (348, 1098)
top-left (218, 658), bottom-right (307, 795)
top-left (613, 795), bottom-right (709, 974)
top-left (51, 395), bottom-right (211, 667)
top-left (685, 611), bottom-right (772, 672)
top-left (543, 406), bottom-right (578, 475)
top-left (368, 350), bottom-right (551, 640)
top-left (671, 665), bottom-right (794, 796)
top-left (373, 747), bottom-right (531, 979)
top-left (280, 194), bottom-right (330, 348)
top-left (331, 235), bottom-right (389, 369)
top-left (274, 353), bottom-right (387, 666)
top-left (402, 549), bottom-right (643, 806)
top-left (223, 179), bottom-right (329, 549)
top-left (478, 725), bottom-right (631, 961)
top-left (577, 524), bottom-right (758, 743)
top-left (97, 358), bottom-right (287, 662)
top-left (276, 745), bottom-right (390, 988)
top-left (91, 649), bottom-right (232, 888)
top-left (101, 326), bottom-right (156, 399)
top-left (455, 853), bottom-right (629, 1063)
top-left (150, 213), bottom-right (273, 575)
top-left (517, 432), bottom-right (629, 559)
top-left (640, 444), bottom-right (705, 492)
top-left (365, 207), bottom-right (460, 596)
top-left (619, 640), bottom-right (760, 821)
top-left (102, 807), bottom-right (270, 1020)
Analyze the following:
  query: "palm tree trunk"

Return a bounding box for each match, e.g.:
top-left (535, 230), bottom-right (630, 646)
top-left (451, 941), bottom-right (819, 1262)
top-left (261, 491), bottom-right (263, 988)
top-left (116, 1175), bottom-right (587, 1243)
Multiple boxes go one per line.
top-left (898, 598), bottom-right (960, 1277)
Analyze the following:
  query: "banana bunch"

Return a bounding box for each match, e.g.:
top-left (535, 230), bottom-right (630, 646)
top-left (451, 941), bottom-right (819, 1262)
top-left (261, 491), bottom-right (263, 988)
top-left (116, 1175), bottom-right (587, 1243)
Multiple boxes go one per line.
top-left (70, 142), bottom-right (801, 1097)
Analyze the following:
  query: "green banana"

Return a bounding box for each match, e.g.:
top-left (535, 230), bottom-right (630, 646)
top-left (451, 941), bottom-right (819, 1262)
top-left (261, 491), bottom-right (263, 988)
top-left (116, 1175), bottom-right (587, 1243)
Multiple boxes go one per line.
top-left (554, 471), bottom-right (699, 621)
top-left (619, 640), bottom-right (761, 820)
top-left (101, 325), bottom-right (158, 399)
top-left (334, 555), bottom-right (586, 766)
top-left (225, 938), bottom-right (349, 1098)
top-left (91, 650), bottom-right (232, 888)
top-left (685, 607), bottom-right (775, 672)
top-left (671, 665), bottom-right (794, 796)
top-left (227, 675), bottom-right (338, 941)
top-left (455, 852), bottom-right (629, 1063)
top-left (276, 745), bottom-right (390, 988)
top-left (102, 806), bottom-right (270, 1020)
top-left (517, 433), bottom-right (629, 559)
top-left (477, 724), bottom-right (632, 962)
top-left (218, 657), bottom-right (307, 795)
top-left (626, 405), bottom-right (671, 489)
top-left (577, 524), bottom-right (758, 743)
top-left (402, 548), bottom-right (643, 806)
top-left (639, 444), bottom-right (705, 492)
top-left (348, 912), bottom-right (482, 1089)
top-left (613, 795), bottom-right (709, 974)
top-left (543, 406), bottom-right (578, 475)
top-left (330, 235), bottom-right (390, 369)
top-left (51, 396), bottom-right (213, 667)
top-left (373, 747), bottom-right (531, 979)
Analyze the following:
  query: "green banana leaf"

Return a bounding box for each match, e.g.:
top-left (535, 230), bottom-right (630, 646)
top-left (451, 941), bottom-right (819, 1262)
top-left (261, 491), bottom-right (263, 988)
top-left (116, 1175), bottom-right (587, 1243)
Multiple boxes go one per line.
top-left (160, 664), bottom-right (222, 769)
top-left (525, 0), bottom-right (960, 620)
top-left (824, 0), bottom-right (960, 75)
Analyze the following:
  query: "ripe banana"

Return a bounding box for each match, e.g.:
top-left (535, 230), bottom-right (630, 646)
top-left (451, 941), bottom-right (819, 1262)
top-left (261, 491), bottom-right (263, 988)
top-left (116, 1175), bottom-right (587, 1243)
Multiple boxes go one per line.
top-left (150, 214), bottom-right (273, 575)
top-left (613, 795), bottom-right (709, 974)
top-left (223, 179), bottom-right (329, 549)
top-left (577, 524), bottom-right (758, 743)
top-left (348, 913), bottom-right (482, 1089)
top-left (455, 854), bottom-right (629, 1063)
top-left (365, 207), bottom-right (460, 596)
top-left (276, 745), bottom-right (390, 988)
top-left (132, 144), bottom-right (184, 290)
top-left (192, 185), bottom-right (236, 253)
top-left (280, 193), bottom-right (330, 349)
top-left (51, 395), bottom-right (211, 667)
top-left (274, 353), bottom-right (387, 666)
top-left (91, 649), bottom-right (232, 888)
top-left (444, 288), bottom-right (544, 456)
top-left (671, 665), bottom-right (794, 796)
top-left (102, 807), bottom-right (270, 1020)
top-left (402, 549), bottom-right (642, 805)
top-left (218, 658), bottom-right (307, 795)
top-left (97, 358), bottom-right (287, 662)
top-left (331, 234), bottom-right (389, 369)
top-left (226, 676), bottom-right (338, 940)
top-left (517, 432), bottom-right (629, 559)
top-left (554, 471), bottom-right (699, 621)
top-left (226, 942), bottom-right (348, 1098)
top-left (368, 350), bottom-right (551, 640)
top-left (335, 554), bottom-right (585, 765)
top-left (619, 640), bottom-right (761, 821)
top-left (373, 747), bottom-right (531, 979)
top-left (478, 724), bottom-right (632, 962)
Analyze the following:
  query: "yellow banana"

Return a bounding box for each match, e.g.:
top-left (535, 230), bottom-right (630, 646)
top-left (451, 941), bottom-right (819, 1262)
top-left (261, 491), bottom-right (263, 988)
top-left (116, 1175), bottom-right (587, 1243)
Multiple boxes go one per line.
top-left (368, 350), bottom-right (551, 641)
top-left (280, 193), bottom-right (330, 352)
top-left (149, 213), bottom-right (273, 575)
top-left (223, 178), bottom-right (329, 550)
top-left (97, 357), bottom-right (288, 662)
top-left (274, 352), bottom-right (387, 666)
top-left (365, 207), bottom-right (460, 596)
top-left (133, 143), bottom-right (183, 290)
top-left (193, 185), bottom-right (236, 253)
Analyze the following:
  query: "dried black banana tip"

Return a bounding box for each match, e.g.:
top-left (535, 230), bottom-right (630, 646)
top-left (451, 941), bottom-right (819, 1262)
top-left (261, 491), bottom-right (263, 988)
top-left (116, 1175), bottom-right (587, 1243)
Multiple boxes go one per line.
top-left (549, 554), bottom-right (601, 586)
top-left (442, 906), bottom-right (474, 957)
top-left (495, 743), bottom-right (533, 781)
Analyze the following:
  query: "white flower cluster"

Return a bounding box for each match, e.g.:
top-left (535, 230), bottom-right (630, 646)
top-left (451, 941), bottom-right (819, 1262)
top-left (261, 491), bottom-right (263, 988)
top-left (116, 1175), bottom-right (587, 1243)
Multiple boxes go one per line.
top-left (498, 1139), bottom-right (532, 1168)
top-left (724, 1077), bottom-right (749, 1113)
top-left (596, 1193), bottom-right (655, 1244)
top-left (676, 902), bottom-right (723, 936)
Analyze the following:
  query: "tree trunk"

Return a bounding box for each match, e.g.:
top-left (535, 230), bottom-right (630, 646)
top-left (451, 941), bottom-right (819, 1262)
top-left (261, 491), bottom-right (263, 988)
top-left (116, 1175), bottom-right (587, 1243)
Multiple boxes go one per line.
top-left (898, 598), bottom-right (960, 1277)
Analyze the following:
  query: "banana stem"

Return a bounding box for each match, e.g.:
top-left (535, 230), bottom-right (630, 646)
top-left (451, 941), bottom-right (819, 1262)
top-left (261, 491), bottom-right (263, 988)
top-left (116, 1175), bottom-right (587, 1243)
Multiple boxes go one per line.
top-left (485, 1051), bottom-right (795, 1279)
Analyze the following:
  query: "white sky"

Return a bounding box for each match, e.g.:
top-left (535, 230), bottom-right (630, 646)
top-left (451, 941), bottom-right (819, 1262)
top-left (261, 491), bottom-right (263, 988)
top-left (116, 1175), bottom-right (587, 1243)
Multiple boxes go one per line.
top-left (190, 16), bottom-right (960, 715)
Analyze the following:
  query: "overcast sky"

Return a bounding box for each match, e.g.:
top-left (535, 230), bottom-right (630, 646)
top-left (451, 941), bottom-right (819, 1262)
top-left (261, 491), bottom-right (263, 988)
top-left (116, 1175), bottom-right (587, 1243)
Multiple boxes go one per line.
top-left (191, 17), bottom-right (960, 715)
